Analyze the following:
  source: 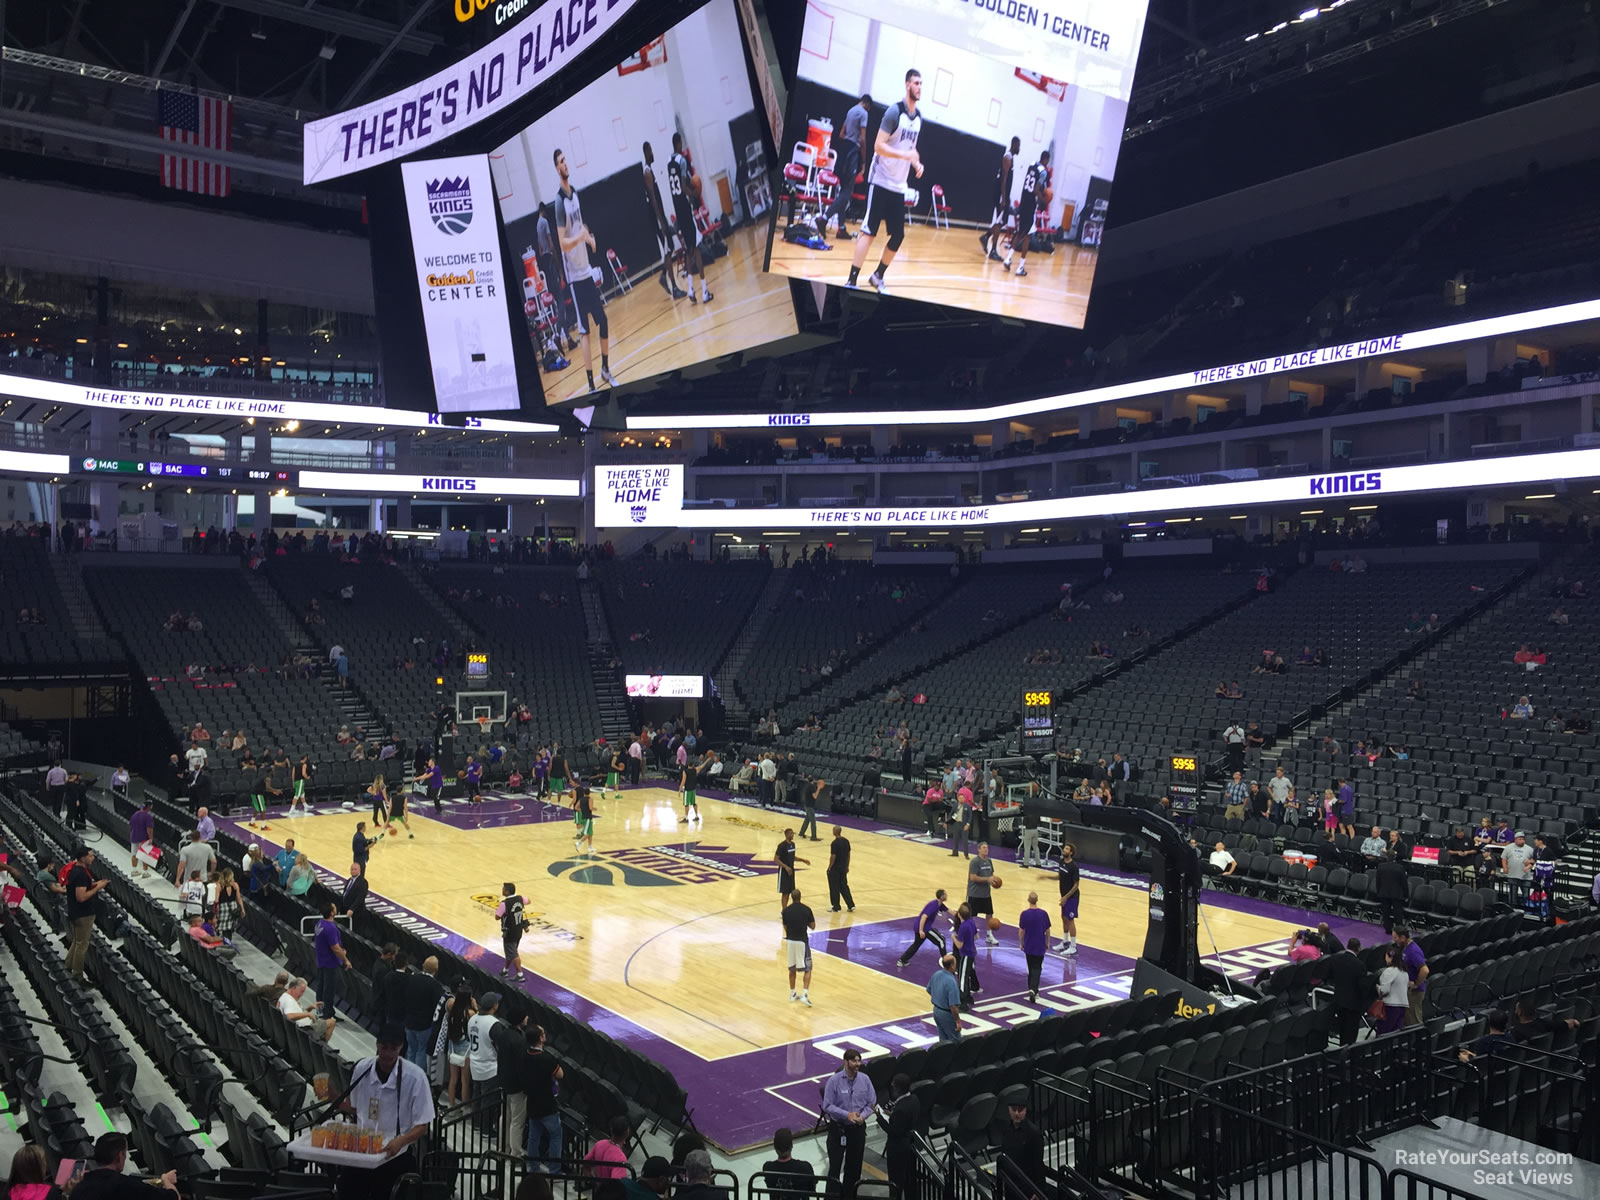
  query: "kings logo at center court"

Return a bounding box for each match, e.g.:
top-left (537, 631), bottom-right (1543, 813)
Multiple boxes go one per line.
top-left (547, 843), bottom-right (781, 887)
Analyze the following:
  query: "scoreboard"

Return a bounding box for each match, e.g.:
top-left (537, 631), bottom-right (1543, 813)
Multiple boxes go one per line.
top-left (466, 651), bottom-right (490, 681)
top-left (1021, 688), bottom-right (1055, 751)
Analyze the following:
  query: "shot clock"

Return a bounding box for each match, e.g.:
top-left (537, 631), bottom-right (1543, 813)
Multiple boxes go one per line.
top-left (1168, 751), bottom-right (1203, 813)
top-left (1021, 688), bottom-right (1055, 751)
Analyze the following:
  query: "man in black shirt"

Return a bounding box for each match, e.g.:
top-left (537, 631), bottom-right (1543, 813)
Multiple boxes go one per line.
top-left (500, 882), bottom-right (527, 982)
top-left (380, 952), bottom-right (412, 1027)
top-left (402, 956), bottom-right (445, 1073)
top-left (827, 825), bottom-right (855, 913)
top-left (1320, 937), bottom-right (1372, 1046)
top-left (782, 887), bottom-right (817, 1006)
top-left (523, 1022), bottom-right (565, 1173)
top-left (1444, 826), bottom-right (1475, 882)
top-left (352, 822), bottom-right (378, 878)
top-left (341, 863), bottom-right (369, 917)
top-left (66, 845), bottom-right (109, 981)
top-left (883, 1073), bottom-right (920, 1199)
top-left (775, 830), bottom-right (809, 912)
top-left (1054, 844), bottom-right (1080, 956)
top-left (760, 1127), bottom-right (816, 1200)
top-left (370, 943), bottom-right (397, 1003)
top-left (69, 1133), bottom-right (178, 1200)
top-left (1459, 1010), bottom-right (1515, 1061)
top-left (1511, 996), bottom-right (1579, 1043)
top-left (991, 1087), bottom-right (1045, 1183)
top-left (1373, 850), bottom-right (1409, 934)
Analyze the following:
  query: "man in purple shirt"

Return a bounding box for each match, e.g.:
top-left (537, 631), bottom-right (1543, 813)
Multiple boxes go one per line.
top-left (1392, 925), bottom-right (1428, 1027)
top-left (1017, 891), bottom-right (1052, 1004)
top-left (129, 800), bottom-right (156, 878)
top-left (820, 1048), bottom-right (876, 1200)
top-left (195, 807), bottom-right (216, 842)
top-left (313, 900), bottom-right (351, 1025)
top-left (1336, 779), bottom-right (1356, 838)
top-left (953, 903), bottom-right (982, 1008)
top-left (895, 889), bottom-right (950, 968)
top-left (1493, 818), bottom-right (1515, 843)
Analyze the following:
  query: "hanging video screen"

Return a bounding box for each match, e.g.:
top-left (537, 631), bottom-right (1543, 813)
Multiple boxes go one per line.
top-left (489, 0), bottom-right (797, 404)
top-left (765, 0), bottom-right (1149, 329)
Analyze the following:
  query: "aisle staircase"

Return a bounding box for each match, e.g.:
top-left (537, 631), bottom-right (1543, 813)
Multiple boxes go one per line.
top-left (720, 567), bottom-right (791, 733)
top-left (47, 554), bottom-right (109, 642)
top-left (579, 579), bottom-right (632, 743)
top-left (245, 570), bottom-right (392, 745)
top-left (395, 561), bottom-right (477, 646)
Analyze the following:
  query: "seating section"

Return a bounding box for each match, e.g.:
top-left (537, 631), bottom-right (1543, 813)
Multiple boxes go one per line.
top-left (0, 788), bottom-right (317, 1188)
top-left (1282, 553), bottom-right (1598, 848)
top-left (738, 563), bottom-right (961, 716)
top-left (1063, 561), bottom-right (1518, 787)
top-left (777, 566), bottom-right (1072, 729)
top-left (0, 536), bottom-right (116, 663)
top-left (596, 561), bottom-right (770, 675)
top-left (781, 565), bottom-right (1255, 781)
top-left (261, 556), bottom-right (455, 749)
top-left (82, 565), bottom-right (361, 782)
top-left (423, 563), bottom-right (603, 751)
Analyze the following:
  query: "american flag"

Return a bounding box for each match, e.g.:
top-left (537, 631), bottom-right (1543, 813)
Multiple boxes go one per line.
top-left (158, 90), bottom-right (232, 196)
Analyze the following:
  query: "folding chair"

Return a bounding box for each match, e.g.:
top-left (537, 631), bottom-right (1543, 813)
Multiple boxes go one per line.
top-left (604, 249), bottom-right (632, 293)
top-left (930, 184), bottom-right (952, 229)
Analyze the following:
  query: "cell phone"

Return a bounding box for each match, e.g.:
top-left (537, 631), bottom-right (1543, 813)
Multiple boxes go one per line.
top-left (56, 1159), bottom-right (90, 1188)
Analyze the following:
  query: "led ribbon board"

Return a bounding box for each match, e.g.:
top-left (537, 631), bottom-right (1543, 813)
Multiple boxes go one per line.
top-left (599, 447), bottom-right (1600, 528)
top-left (0, 373), bottom-right (558, 434)
top-left (625, 297), bottom-right (1600, 430)
top-left (296, 470), bottom-right (580, 496)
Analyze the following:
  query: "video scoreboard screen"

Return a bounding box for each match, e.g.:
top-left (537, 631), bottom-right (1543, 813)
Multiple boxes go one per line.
top-left (1021, 688), bottom-right (1055, 751)
top-left (466, 651), bottom-right (490, 681)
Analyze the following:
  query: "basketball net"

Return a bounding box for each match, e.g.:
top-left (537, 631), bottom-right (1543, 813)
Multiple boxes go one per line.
top-left (477, 716), bottom-right (492, 734)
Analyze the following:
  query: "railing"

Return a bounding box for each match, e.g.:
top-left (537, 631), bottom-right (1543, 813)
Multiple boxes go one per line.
top-left (1391, 1170), bottom-right (1498, 1200)
top-left (1196, 1023), bottom-right (1437, 1146)
top-left (1188, 1088), bottom-right (1389, 1200)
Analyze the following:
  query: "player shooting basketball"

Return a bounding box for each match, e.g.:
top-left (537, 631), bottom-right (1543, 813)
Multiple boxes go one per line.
top-left (848, 68), bottom-right (924, 294)
top-left (553, 148), bottom-right (618, 393)
top-left (668, 132), bottom-right (713, 305)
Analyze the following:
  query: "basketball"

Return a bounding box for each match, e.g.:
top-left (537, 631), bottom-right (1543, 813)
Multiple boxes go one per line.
top-left (986, 916), bottom-right (1002, 932)
top-left (388, 827), bottom-right (398, 837)
top-left (991, 876), bottom-right (1002, 889)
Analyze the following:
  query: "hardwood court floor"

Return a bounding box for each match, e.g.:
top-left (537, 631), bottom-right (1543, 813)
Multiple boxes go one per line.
top-left (543, 222), bottom-right (794, 404)
top-left (271, 787), bottom-right (1298, 1061)
top-left (766, 221), bottom-right (1097, 327)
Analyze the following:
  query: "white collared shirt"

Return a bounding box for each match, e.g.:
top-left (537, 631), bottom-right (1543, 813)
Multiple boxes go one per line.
top-left (348, 1055), bottom-right (435, 1140)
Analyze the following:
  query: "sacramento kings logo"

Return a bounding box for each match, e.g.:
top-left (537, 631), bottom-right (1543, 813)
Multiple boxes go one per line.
top-left (630, 504), bottom-right (648, 524)
top-left (426, 176), bottom-right (473, 235)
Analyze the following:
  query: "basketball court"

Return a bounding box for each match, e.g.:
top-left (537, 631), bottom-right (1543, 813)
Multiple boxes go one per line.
top-left (230, 784), bottom-right (1362, 1151)
top-left (766, 222), bottom-right (1096, 326)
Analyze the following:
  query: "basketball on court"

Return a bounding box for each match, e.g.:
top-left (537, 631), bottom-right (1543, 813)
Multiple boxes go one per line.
top-left (992, 876), bottom-right (1003, 889)
top-left (986, 916), bottom-right (1003, 932)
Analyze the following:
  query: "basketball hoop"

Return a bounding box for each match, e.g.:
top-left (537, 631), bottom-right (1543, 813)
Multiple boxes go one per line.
top-left (617, 36), bottom-right (667, 76)
top-left (477, 716), bottom-right (492, 734)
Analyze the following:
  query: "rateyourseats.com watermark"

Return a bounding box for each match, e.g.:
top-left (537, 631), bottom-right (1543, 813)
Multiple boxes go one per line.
top-left (1392, 1148), bottom-right (1575, 1189)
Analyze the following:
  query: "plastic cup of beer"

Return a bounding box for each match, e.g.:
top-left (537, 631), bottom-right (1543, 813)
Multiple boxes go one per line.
top-left (357, 1128), bottom-right (372, 1154)
top-left (338, 1124), bottom-right (356, 1153)
top-left (310, 1126), bottom-right (328, 1149)
top-left (312, 1072), bottom-right (330, 1101)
